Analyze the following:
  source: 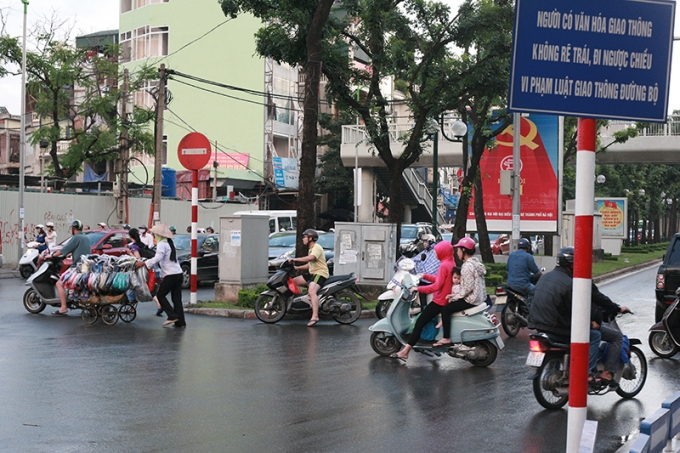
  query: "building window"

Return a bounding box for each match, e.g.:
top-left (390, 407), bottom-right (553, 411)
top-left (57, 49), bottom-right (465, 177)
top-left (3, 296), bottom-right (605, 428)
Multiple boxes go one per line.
top-left (134, 80), bottom-right (160, 109)
top-left (121, 0), bottom-right (169, 14)
top-left (120, 26), bottom-right (168, 62)
top-left (273, 76), bottom-right (295, 126)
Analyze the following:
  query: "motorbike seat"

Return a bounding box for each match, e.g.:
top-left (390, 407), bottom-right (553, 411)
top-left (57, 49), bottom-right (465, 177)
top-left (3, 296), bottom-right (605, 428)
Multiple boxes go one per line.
top-left (505, 285), bottom-right (528, 299)
top-left (321, 273), bottom-right (354, 286)
top-left (452, 303), bottom-right (487, 317)
top-left (530, 331), bottom-right (570, 349)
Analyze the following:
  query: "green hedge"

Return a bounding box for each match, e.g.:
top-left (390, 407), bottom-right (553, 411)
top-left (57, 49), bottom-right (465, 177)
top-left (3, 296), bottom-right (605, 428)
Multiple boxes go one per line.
top-left (237, 284), bottom-right (270, 309)
top-left (486, 274), bottom-right (504, 288)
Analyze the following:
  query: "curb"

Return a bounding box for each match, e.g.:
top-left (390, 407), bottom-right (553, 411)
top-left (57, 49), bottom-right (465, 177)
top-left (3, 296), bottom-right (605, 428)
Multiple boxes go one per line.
top-left (184, 306), bottom-right (377, 320)
top-left (0, 269), bottom-right (21, 279)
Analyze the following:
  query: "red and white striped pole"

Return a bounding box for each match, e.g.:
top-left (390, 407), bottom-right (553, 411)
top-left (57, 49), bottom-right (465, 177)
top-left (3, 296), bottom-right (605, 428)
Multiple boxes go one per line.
top-left (190, 169), bottom-right (198, 305)
top-left (567, 118), bottom-right (597, 452)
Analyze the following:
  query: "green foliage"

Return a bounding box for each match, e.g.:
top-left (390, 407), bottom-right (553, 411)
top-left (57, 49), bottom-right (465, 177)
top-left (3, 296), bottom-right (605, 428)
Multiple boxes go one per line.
top-left (0, 32), bottom-right (156, 178)
top-left (485, 274), bottom-right (504, 288)
top-left (236, 284), bottom-right (270, 308)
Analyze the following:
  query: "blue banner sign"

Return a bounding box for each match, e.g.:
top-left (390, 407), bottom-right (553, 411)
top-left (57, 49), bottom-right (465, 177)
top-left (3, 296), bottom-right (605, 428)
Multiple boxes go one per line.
top-left (509, 0), bottom-right (675, 122)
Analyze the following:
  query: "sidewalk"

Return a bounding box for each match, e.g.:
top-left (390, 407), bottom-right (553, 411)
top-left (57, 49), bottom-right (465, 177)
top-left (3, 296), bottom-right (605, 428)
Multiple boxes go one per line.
top-left (0, 267), bottom-right (20, 279)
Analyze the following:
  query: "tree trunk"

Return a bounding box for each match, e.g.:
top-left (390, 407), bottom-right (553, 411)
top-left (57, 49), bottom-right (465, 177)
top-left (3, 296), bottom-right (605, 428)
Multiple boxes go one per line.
top-left (295, 0), bottom-right (334, 257)
top-left (388, 161), bottom-right (406, 256)
top-left (474, 174), bottom-right (494, 263)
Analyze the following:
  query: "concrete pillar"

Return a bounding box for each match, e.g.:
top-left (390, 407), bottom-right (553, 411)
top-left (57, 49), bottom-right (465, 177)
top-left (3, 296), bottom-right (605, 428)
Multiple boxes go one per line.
top-left (357, 167), bottom-right (375, 223)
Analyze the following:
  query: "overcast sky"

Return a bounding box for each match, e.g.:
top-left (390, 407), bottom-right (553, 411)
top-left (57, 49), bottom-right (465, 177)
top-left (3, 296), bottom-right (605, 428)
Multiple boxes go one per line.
top-left (1, 0), bottom-right (679, 117)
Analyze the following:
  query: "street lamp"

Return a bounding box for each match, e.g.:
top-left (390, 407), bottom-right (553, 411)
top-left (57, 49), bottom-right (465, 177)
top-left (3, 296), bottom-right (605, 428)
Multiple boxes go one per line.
top-left (434, 116), bottom-right (466, 234)
top-left (18, 0), bottom-right (29, 266)
top-left (596, 174), bottom-right (606, 184)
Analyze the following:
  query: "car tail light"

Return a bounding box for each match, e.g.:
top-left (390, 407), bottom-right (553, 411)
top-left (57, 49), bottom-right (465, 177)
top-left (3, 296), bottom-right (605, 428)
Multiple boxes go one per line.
top-left (495, 286), bottom-right (507, 296)
top-left (529, 339), bottom-right (549, 352)
top-left (657, 273), bottom-right (665, 290)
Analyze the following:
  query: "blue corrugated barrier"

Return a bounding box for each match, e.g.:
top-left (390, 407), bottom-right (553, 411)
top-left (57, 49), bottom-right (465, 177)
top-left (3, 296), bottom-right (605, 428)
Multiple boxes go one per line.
top-left (630, 392), bottom-right (680, 453)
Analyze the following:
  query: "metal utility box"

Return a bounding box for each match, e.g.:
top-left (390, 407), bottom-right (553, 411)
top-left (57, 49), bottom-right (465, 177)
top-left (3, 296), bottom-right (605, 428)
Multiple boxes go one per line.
top-left (334, 222), bottom-right (397, 286)
top-left (219, 215), bottom-right (269, 284)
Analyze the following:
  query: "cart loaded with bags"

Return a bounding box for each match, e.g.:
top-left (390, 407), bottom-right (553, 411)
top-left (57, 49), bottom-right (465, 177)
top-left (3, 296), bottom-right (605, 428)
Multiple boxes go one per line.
top-left (59, 254), bottom-right (156, 325)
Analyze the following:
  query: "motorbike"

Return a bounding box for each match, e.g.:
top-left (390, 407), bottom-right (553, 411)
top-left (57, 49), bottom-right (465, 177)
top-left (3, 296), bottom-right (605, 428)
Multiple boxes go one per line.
top-left (495, 285), bottom-right (530, 337)
top-left (19, 241), bottom-right (43, 279)
top-left (375, 258), bottom-right (428, 319)
top-left (22, 256), bottom-right (80, 314)
top-left (495, 269), bottom-right (543, 337)
top-left (254, 262), bottom-right (363, 324)
top-left (368, 272), bottom-right (504, 367)
top-left (649, 287), bottom-right (680, 358)
top-left (527, 312), bottom-right (647, 410)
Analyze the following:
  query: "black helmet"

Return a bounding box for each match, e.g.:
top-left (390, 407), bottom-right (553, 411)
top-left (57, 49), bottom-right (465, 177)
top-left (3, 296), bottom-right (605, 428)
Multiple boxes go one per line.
top-left (557, 246), bottom-right (574, 267)
top-left (71, 219), bottom-right (83, 230)
top-left (302, 229), bottom-right (318, 241)
top-left (518, 238), bottom-right (531, 251)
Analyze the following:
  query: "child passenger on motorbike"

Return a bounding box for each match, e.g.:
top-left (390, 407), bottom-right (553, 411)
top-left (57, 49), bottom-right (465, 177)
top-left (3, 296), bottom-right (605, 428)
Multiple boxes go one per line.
top-left (436, 267), bottom-right (461, 329)
top-left (432, 237), bottom-right (487, 347)
top-left (391, 241), bottom-right (455, 361)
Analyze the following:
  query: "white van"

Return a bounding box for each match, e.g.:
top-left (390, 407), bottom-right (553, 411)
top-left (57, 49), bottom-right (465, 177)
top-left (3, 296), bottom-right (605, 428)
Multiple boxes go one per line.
top-left (233, 210), bottom-right (297, 235)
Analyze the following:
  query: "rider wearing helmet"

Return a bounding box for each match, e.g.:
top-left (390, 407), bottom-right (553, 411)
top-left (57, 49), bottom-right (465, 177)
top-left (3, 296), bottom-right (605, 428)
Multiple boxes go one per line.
top-left (288, 229), bottom-right (329, 327)
top-left (506, 237), bottom-right (542, 295)
top-left (45, 221), bottom-right (57, 249)
top-left (35, 224), bottom-right (48, 253)
top-left (528, 246), bottom-right (631, 386)
top-left (413, 233), bottom-right (440, 307)
top-left (48, 220), bottom-right (92, 315)
top-left (431, 237), bottom-right (487, 347)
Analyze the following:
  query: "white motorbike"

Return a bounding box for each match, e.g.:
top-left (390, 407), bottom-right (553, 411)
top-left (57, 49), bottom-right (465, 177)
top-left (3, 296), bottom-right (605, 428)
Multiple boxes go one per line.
top-left (375, 258), bottom-right (431, 319)
top-left (19, 241), bottom-right (43, 279)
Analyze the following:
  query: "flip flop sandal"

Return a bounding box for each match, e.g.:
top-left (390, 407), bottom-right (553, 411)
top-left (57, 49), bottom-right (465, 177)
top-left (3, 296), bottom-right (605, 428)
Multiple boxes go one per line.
top-left (390, 353), bottom-right (407, 362)
top-left (307, 319), bottom-right (319, 327)
top-left (52, 310), bottom-right (68, 316)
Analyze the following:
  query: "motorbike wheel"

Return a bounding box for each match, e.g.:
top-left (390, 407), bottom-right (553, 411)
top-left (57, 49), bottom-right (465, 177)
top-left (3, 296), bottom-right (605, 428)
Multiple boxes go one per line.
top-left (533, 355), bottom-right (569, 410)
top-left (81, 306), bottom-right (99, 324)
top-left (466, 340), bottom-right (498, 367)
top-left (20, 265), bottom-right (34, 279)
top-left (616, 345), bottom-right (647, 399)
top-left (23, 288), bottom-right (46, 314)
top-left (375, 300), bottom-right (390, 319)
top-left (501, 301), bottom-right (521, 337)
top-left (370, 331), bottom-right (401, 357)
top-left (648, 331), bottom-right (678, 358)
top-left (332, 291), bottom-right (362, 325)
top-left (254, 294), bottom-right (287, 324)
top-left (101, 305), bottom-right (119, 326)
top-left (119, 304), bottom-right (137, 323)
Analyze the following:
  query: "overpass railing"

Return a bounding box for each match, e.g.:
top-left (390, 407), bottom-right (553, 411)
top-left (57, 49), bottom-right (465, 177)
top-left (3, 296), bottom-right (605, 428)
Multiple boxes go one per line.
top-left (601, 115), bottom-right (680, 138)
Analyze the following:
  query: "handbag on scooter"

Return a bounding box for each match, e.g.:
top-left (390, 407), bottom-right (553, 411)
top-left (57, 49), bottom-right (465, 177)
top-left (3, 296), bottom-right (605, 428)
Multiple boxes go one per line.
top-left (407, 313), bottom-right (440, 341)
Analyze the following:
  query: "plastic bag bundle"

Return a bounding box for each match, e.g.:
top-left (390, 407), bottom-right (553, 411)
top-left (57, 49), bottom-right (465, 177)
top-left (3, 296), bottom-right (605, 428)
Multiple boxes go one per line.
top-left (112, 273), bottom-right (130, 293)
top-left (132, 267), bottom-right (153, 302)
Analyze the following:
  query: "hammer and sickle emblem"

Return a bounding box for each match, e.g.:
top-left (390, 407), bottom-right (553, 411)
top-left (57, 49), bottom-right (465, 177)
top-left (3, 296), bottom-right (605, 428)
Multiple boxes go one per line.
top-left (497, 118), bottom-right (539, 150)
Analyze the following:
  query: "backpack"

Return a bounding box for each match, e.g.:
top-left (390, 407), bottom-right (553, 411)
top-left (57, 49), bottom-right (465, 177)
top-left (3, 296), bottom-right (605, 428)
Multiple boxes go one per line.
top-left (138, 244), bottom-right (155, 259)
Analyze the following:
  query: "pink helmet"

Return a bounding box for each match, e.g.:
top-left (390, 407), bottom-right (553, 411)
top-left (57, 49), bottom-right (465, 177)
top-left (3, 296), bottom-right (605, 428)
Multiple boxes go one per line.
top-left (453, 237), bottom-right (476, 252)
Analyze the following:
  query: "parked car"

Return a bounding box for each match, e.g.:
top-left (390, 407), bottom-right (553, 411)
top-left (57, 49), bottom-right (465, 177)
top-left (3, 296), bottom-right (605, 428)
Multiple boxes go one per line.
top-left (268, 231), bottom-right (298, 263)
top-left (46, 229), bottom-right (132, 272)
top-left (490, 233), bottom-right (510, 255)
top-left (173, 234), bottom-right (220, 289)
top-left (655, 233), bottom-right (680, 322)
top-left (268, 232), bottom-right (335, 275)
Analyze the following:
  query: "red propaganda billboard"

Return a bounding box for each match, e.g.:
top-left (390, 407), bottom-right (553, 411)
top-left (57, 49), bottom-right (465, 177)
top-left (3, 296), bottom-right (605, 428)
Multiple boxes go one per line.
top-left (467, 114), bottom-right (559, 233)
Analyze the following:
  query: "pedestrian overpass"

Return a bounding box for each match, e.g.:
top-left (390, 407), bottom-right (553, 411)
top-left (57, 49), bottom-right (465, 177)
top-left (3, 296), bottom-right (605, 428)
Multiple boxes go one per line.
top-left (340, 115), bottom-right (680, 223)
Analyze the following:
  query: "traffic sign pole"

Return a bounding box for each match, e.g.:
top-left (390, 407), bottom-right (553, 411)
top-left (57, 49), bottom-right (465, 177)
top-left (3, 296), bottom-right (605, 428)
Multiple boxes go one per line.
top-left (567, 118), bottom-right (597, 453)
top-left (177, 132), bottom-right (212, 306)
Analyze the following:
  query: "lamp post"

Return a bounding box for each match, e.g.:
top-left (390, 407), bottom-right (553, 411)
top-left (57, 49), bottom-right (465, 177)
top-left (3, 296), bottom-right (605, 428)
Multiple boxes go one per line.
top-left (436, 116), bottom-right (467, 234)
top-left (18, 0), bottom-right (29, 266)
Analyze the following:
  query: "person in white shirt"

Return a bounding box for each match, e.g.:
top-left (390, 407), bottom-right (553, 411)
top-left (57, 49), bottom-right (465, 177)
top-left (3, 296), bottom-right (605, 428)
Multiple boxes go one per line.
top-left (45, 222), bottom-right (57, 250)
top-left (138, 225), bottom-right (155, 248)
top-left (135, 224), bottom-right (185, 328)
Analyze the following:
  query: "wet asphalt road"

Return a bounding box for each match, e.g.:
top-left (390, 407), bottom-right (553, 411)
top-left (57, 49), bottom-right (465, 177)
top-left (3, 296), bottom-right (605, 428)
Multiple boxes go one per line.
top-left (1, 265), bottom-right (679, 453)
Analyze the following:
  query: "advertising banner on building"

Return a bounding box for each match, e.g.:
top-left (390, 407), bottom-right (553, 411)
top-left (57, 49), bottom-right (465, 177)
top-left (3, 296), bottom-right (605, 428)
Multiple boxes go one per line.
top-left (272, 157), bottom-right (299, 189)
top-left (467, 114), bottom-right (559, 233)
top-left (595, 198), bottom-right (627, 238)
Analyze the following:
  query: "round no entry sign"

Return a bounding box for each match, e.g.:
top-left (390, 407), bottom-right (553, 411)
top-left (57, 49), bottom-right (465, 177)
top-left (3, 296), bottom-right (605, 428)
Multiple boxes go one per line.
top-left (177, 132), bottom-right (212, 170)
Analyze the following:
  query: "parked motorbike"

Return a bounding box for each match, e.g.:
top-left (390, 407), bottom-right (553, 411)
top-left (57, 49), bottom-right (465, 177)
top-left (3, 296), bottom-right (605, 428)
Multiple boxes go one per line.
top-left (527, 312), bottom-right (647, 410)
top-left (375, 258), bottom-right (428, 319)
top-left (369, 272), bottom-right (504, 367)
top-left (19, 241), bottom-right (42, 279)
top-left (649, 288), bottom-right (680, 358)
top-left (254, 262), bottom-right (363, 324)
top-left (495, 285), bottom-right (530, 337)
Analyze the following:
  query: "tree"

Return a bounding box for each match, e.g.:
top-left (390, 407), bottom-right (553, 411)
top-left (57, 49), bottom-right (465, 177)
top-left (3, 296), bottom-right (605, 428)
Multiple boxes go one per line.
top-left (0, 26), bottom-right (156, 179)
top-left (220, 0), bottom-right (335, 255)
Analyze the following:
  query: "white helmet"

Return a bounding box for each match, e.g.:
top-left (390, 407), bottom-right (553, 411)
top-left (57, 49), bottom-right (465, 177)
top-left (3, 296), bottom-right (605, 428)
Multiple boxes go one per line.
top-left (422, 234), bottom-right (436, 242)
top-left (46, 222), bottom-right (54, 228)
top-left (36, 224), bottom-right (45, 229)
